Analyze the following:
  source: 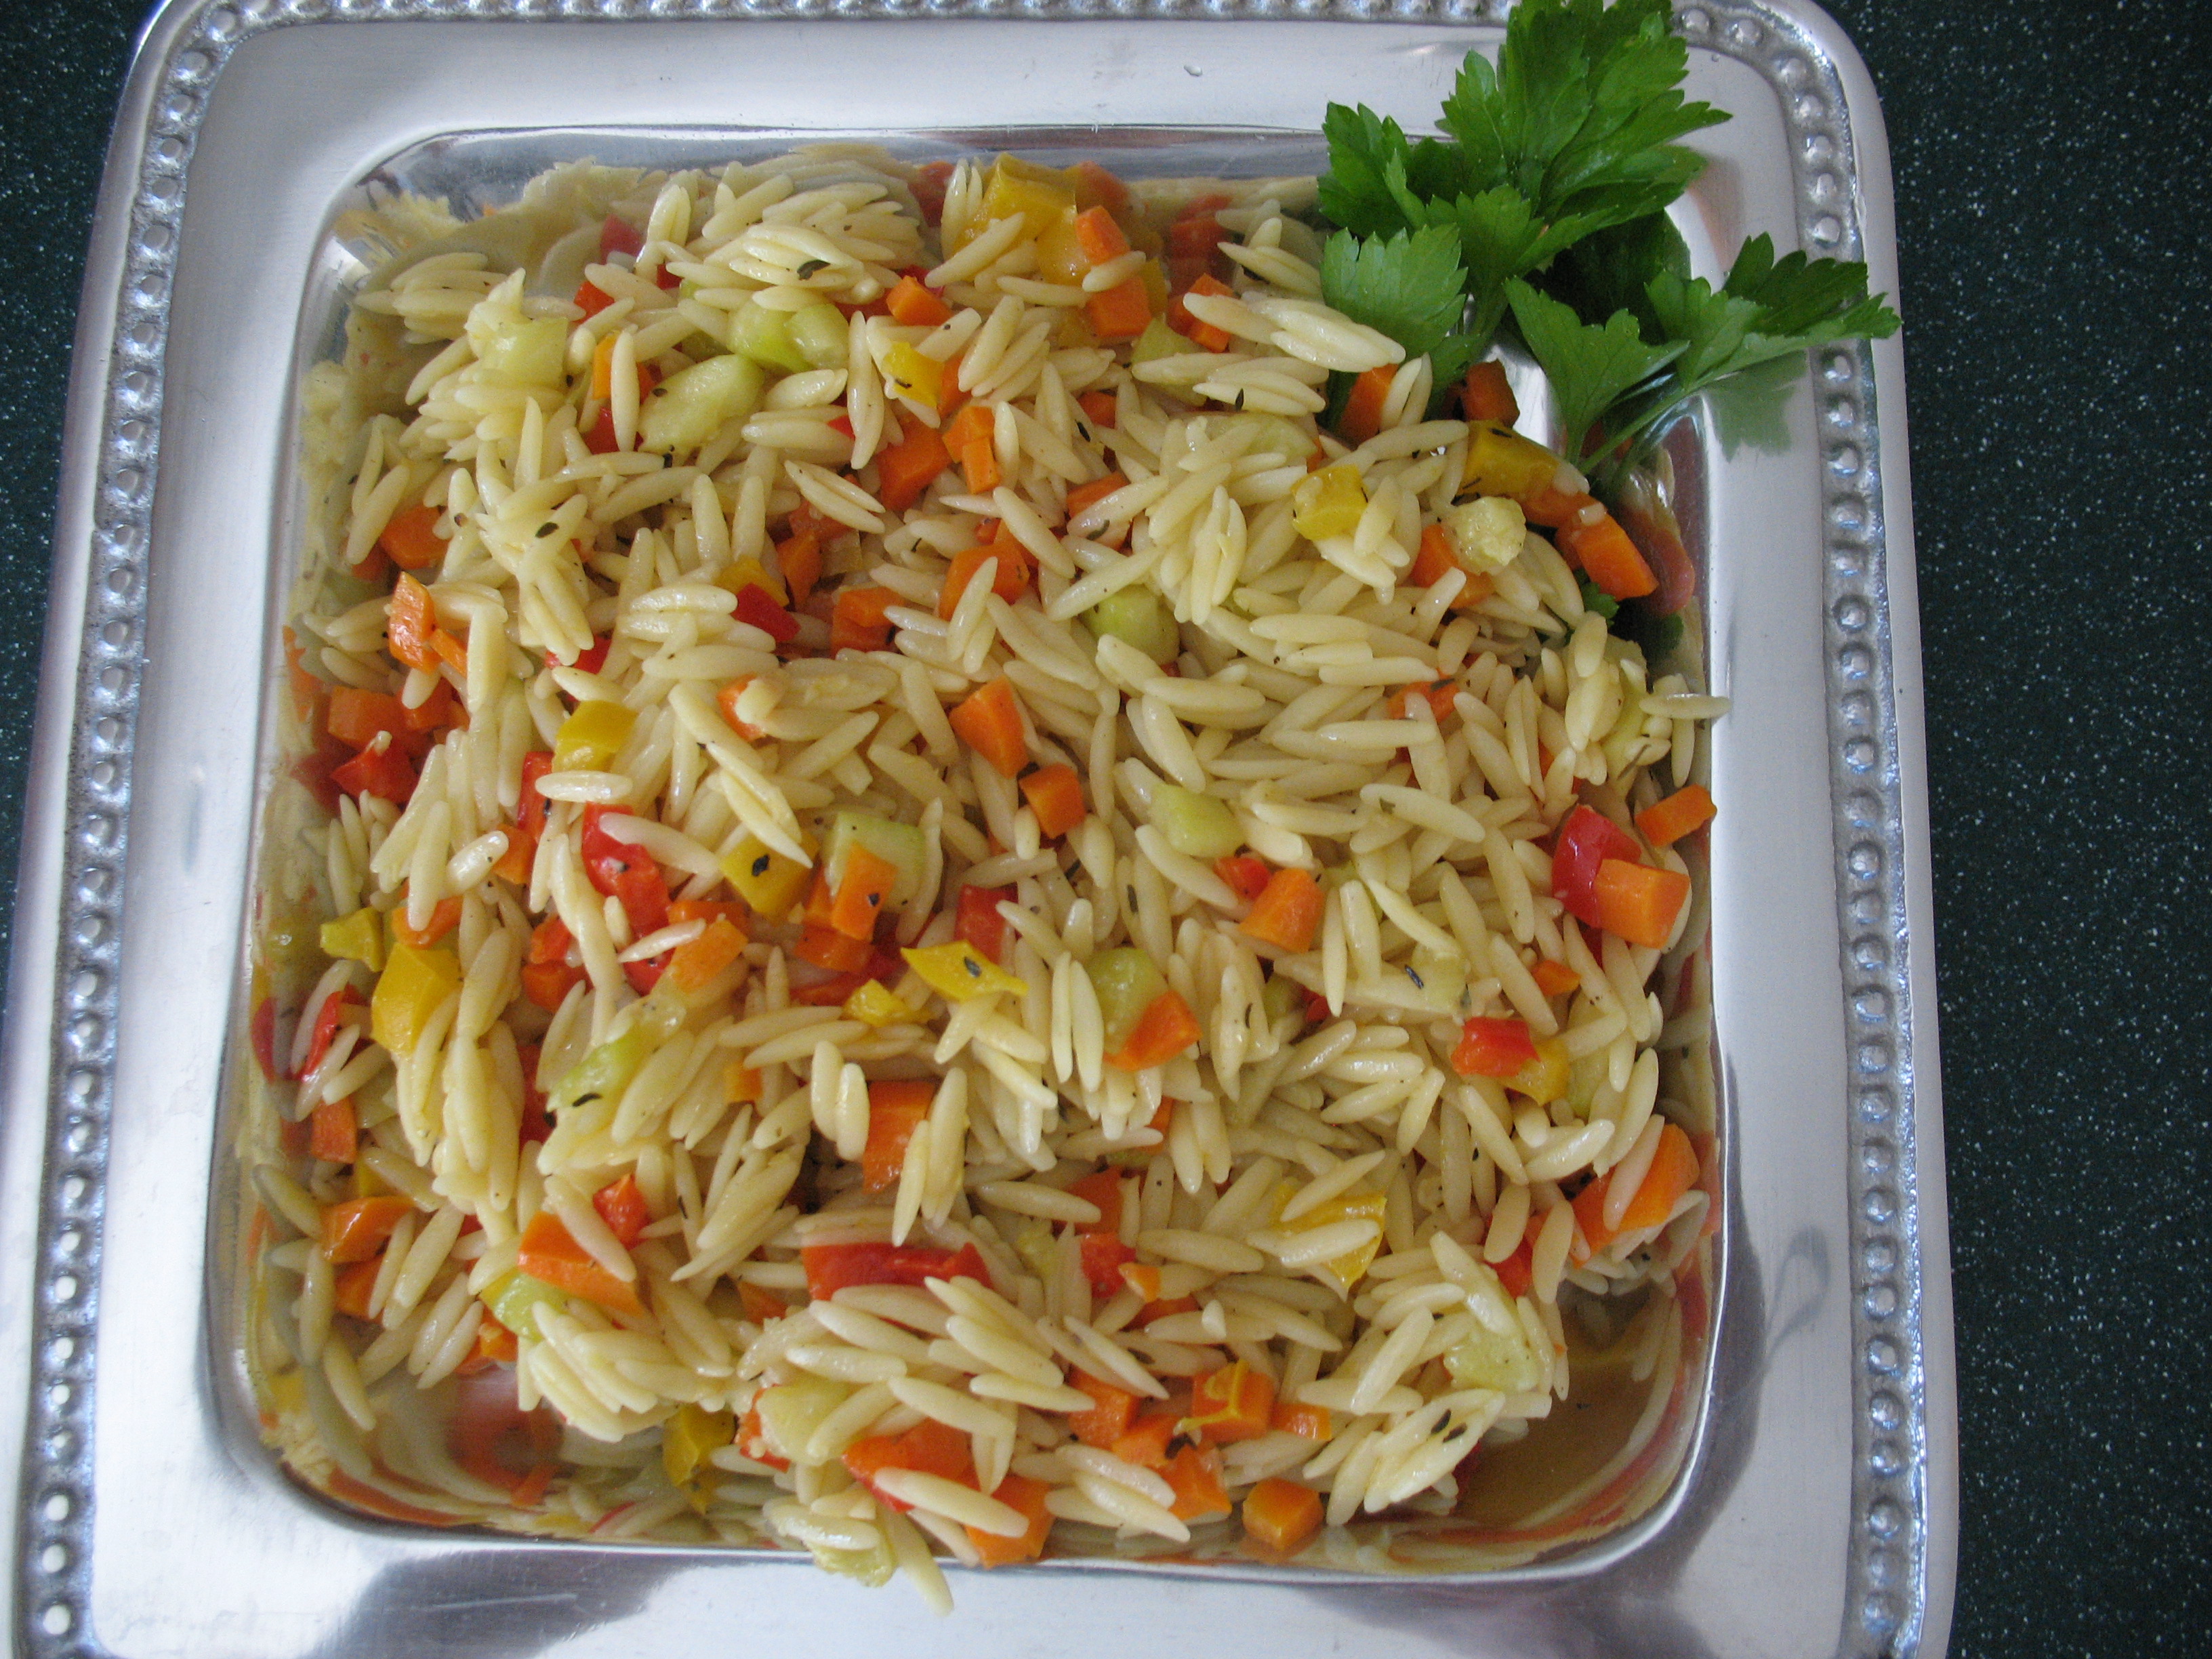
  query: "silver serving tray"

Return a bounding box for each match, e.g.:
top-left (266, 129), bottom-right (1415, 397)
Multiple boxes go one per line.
top-left (1, 3), bottom-right (1955, 1654)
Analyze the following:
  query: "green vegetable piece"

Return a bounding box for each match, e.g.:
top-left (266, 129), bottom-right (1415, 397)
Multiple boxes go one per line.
top-left (727, 300), bottom-right (812, 374)
top-left (638, 353), bottom-right (766, 455)
top-left (1085, 587), bottom-right (1179, 663)
top-left (545, 986), bottom-right (684, 1118)
top-left (484, 1270), bottom-right (567, 1341)
top-left (1150, 783), bottom-right (1242, 861)
top-left (476, 316), bottom-right (569, 389)
top-left (1130, 316), bottom-right (1197, 365)
top-left (785, 302), bottom-right (850, 371)
top-left (1084, 946), bottom-right (1168, 1056)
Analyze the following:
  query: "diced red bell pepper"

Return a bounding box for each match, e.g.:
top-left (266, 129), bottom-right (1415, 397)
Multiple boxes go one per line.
top-left (600, 215), bottom-right (644, 259)
top-left (1452, 1016), bottom-right (1539, 1078)
top-left (1078, 1233), bottom-right (1137, 1298)
top-left (1551, 804), bottom-right (1643, 926)
top-left (331, 741), bottom-right (419, 805)
top-left (800, 1240), bottom-right (990, 1299)
top-left (580, 805), bottom-right (672, 940)
top-left (1213, 853), bottom-right (1271, 901)
top-left (732, 583), bottom-right (801, 644)
top-left (250, 996), bottom-right (289, 1082)
top-left (302, 985), bottom-right (364, 1077)
top-left (955, 884), bottom-right (1014, 964)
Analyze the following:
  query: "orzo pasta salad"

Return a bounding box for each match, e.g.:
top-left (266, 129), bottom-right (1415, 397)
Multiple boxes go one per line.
top-left (243, 127), bottom-right (1738, 1603)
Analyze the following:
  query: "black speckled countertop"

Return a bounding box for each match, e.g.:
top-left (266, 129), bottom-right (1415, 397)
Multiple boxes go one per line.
top-left (2, 2), bottom-right (2206, 1653)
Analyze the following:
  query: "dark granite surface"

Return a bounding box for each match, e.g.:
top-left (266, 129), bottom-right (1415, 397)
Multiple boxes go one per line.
top-left (2, 2), bottom-right (2205, 1654)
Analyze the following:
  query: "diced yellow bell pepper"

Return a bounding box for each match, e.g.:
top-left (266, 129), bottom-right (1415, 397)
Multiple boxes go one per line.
top-left (1507, 1035), bottom-right (1572, 1106)
top-left (983, 154), bottom-right (1078, 237)
top-left (720, 834), bottom-right (811, 920)
top-left (1139, 259), bottom-right (1170, 314)
top-left (352, 1162), bottom-right (390, 1200)
top-left (1276, 1185), bottom-right (1389, 1292)
top-left (319, 907), bottom-right (386, 972)
top-left (662, 1401), bottom-right (736, 1501)
top-left (554, 699), bottom-right (636, 771)
top-left (371, 939), bottom-right (460, 1054)
top-left (1460, 420), bottom-right (1565, 501)
top-left (1291, 463), bottom-right (1368, 540)
top-left (902, 941), bottom-right (1027, 1003)
top-left (1034, 207), bottom-right (1086, 285)
top-left (715, 554), bottom-right (787, 607)
top-left (882, 342), bottom-right (943, 411)
top-left (843, 979), bottom-right (922, 1028)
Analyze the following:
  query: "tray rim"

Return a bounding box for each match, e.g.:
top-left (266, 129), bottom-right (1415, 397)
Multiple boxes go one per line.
top-left (1, 2), bottom-right (1955, 1654)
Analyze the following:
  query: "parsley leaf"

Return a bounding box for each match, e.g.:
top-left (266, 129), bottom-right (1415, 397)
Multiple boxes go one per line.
top-left (1318, 104), bottom-right (1417, 239)
top-left (1505, 279), bottom-right (1683, 457)
top-left (1320, 224), bottom-right (1471, 363)
top-left (1509, 234), bottom-right (1902, 478)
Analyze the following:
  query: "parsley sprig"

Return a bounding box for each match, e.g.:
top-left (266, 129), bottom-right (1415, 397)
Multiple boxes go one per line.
top-left (1311, 0), bottom-right (1900, 490)
top-left (1319, 0), bottom-right (1723, 350)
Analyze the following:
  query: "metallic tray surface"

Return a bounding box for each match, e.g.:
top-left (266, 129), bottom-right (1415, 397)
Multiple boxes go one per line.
top-left (1, 3), bottom-right (1954, 1656)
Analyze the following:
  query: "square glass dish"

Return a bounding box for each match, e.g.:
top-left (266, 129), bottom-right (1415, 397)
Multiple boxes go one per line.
top-left (1, 3), bottom-right (1954, 1656)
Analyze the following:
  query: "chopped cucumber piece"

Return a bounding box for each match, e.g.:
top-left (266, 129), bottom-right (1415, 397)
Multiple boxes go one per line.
top-left (1220, 411), bottom-right (1314, 464)
top-left (1085, 946), bottom-right (1167, 1055)
top-left (820, 810), bottom-right (928, 909)
top-left (785, 302), bottom-right (850, 370)
top-left (638, 353), bottom-right (766, 455)
top-left (1404, 945), bottom-right (1469, 1016)
top-left (1130, 316), bottom-right (1197, 365)
top-left (1150, 783), bottom-right (1242, 860)
top-left (1259, 974), bottom-right (1305, 1025)
top-left (484, 1270), bottom-right (565, 1341)
top-left (476, 316), bottom-right (569, 390)
top-left (1085, 586), bottom-right (1179, 663)
top-left (752, 1376), bottom-right (853, 1465)
top-left (727, 300), bottom-right (812, 375)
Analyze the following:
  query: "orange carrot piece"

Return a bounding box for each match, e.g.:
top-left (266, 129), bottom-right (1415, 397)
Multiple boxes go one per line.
top-left (1522, 486), bottom-right (1596, 529)
top-left (724, 1061), bottom-right (765, 1105)
top-left (737, 1281), bottom-right (787, 1324)
top-left (387, 573), bottom-right (443, 671)
top-left (1460, 359), bottom-right (1519, 425)
top-left (1084, 273), bottom-right (1153, 342)
top-left (794, 924), bottom-right (870, 973)
top-left (1385, 678), bottom-right (1458, 724)
top-left (515, 1209), bottom-right (644, 1318)
top-left (1185, 1359), bottom-right (1275, 1445)
top-left (1591, 857), bottom-right (1689, 949)
top-left (1636, 784), bottom-right (1717, 848)
top-left (775, 528), bottom-right (823, 607)
top-left (830, 585), bottom-right (901, 653)
top-left (1338, 365), bottom-right (1395, 445)
top-left (1531, 957), bottom-right (1583, 998)
top-left (1168, 272), bottom-right (1233, 351)
top-left (1070, 160), bottom-right (1132, 216)
top-left (967, 1473), bottom-right (1054, 1567)
top-left (960, 436), bottom-right (1004, 494)
top-left (944, 402), bottom-right (994, 453)
top-left (874, 422), bottom-right (953, 511)
top-left (1164, 1443), bottom-right (1231, 1521)
top-left (668, 898), bottom-right (746, 933)
top-left (392, 895), bottom-right (462, 949)
top-left (1408, 524), bottom-right (1495, 609)
top-left (591, 1172), bottom-right (652, 1248)
top-left (1242, 1478), bottom-right (1322, 1553)
top-left (844, 1416), bottom-right (973, 1501)
top-left (1240, 867), bottom-right (1324, 953)
top-left (1271, 1399), bottom-right (1332, 1441)
top-left (379, 502), bottom-right (445, 571)
top-left (308, 1094), bottom-right (359, 1164)
top-left (1063, 471), bottom-right (1126, 520)
top-left (828, 842), bottom-right (899, 941)
top-left (886, 274), bottom-right (952, 327)
top-left (1620, 1122), bottom-right (1700, 1231)
top-left (1111, 1409), bottom-right (1181, 1471)
top-left (1069, 1372), bottom-right (1140, 1449)
top-left (321, 1195), bottom-right (415, 1265)
top-left (937, 541), bottom-right (1033, 619)
top-left (1105, 987), bottom-right (1200, 1071)
top-left (1019, 763), bottom-right (1086, 838)
top-left (949, 677), bottom-right (1028, 777)
top-left (667, 916), bottom-right (745, 994)
top-left (1077, 390), bottom-right (1118, 430)
top-left (862, 1078), bottom-right (935, 1193)
top-left (1559, 506), bottom-right (1657, 600)
top-left (1118, 1262), bottom-right (1162, 1303)
top-left (332, 1256), bottom-right (382, 1320)
top-left (1073, 205), bottom-right (1132, 266)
